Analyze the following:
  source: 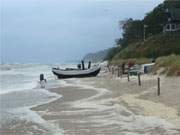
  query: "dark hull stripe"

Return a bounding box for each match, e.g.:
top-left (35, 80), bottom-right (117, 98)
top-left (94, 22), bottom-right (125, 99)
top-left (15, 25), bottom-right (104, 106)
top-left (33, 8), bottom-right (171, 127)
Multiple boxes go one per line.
top-left (52, 68), bottom-right (101, 79)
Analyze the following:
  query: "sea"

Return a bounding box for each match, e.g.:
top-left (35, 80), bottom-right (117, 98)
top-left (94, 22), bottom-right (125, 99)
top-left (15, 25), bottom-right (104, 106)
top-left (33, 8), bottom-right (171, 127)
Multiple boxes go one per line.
top-left (0, 64), bottom-right (69, 135)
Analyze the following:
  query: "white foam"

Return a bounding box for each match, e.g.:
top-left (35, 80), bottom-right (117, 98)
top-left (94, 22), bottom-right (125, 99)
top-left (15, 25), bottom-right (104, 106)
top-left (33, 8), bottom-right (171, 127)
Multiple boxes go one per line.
top-left (1, 64), bottom-right (179, 134)
top-left (0, 64), bottom-right (67, 134)
top-left (64, 78), bottom-right (111, 100)
top-left (7, 89), bottom-right (64, 135)
top-left (13, 108), bottom-right (64, 135)
top-left (0, 81), bottom-right (37, 95)
top-left (59, 78), bottom-right (180, 134)
top-left (0, 64), bottom-right (69, 95)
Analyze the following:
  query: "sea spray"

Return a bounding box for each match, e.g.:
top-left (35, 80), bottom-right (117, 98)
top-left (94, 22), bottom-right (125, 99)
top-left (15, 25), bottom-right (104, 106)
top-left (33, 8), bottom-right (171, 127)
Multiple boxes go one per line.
top-left (0, 64), bottom-right (67, 135)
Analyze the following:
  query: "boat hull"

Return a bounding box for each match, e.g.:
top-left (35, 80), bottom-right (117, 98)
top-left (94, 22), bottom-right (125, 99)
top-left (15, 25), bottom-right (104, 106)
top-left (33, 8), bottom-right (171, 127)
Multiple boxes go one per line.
top-left (52, 67), bottom-right (101, 79)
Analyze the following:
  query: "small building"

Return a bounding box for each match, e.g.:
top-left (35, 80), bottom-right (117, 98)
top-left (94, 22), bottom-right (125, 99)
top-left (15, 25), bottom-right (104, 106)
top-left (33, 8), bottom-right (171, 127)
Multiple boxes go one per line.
top-left (163, 8), bottom-right (180, 32)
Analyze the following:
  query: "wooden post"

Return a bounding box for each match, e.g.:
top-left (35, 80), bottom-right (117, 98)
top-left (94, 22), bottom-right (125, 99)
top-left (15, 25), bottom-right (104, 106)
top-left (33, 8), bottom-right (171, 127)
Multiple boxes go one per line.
top-left (138, 73), bottom-right (141, 86)
top-left (108, 65), bottom-right (111, 72)
top-left (112, 67), bottom-right (114, 74)
top-left (158, 77), bottom-right (160, 96)
top-left (120, 67), bottom-right (123, 78)
top-left (127, 72), bottom-right (130, 82)
top-left (107, 66), bottom-right (110, 72)
top-left (118, 66), bottom-right (120, 77)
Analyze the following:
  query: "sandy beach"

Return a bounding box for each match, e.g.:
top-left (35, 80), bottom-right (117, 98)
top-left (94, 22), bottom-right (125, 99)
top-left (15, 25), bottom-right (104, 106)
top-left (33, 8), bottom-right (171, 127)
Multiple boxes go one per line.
top-left (29, 71), bottom-right (180, 134)
top-left (2, 0), bottom-right (180, 134)
top-left (1, 68), bottom-right (180, 135)
top-left (93, 73), bottom-right (180, 127)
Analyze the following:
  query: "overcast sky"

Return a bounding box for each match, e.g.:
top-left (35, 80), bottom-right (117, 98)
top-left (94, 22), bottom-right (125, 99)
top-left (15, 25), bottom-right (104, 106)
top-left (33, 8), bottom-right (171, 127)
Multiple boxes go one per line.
top-left (1, 0), bottom-right (164, 64)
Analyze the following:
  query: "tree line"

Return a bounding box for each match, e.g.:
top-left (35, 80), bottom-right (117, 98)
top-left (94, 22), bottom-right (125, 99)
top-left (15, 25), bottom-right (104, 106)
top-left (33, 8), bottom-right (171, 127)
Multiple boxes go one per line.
top-left (106, 0), bottom-right (180, 61)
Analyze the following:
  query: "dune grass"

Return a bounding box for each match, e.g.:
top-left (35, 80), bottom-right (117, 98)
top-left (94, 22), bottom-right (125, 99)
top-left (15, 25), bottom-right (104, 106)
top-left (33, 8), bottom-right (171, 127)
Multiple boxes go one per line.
top-left (110, 54), bottom-right (180, 76)
top-left (110, 58), bottom-right (152, 65)
top-left (154, 54), bottom-right (180, 76)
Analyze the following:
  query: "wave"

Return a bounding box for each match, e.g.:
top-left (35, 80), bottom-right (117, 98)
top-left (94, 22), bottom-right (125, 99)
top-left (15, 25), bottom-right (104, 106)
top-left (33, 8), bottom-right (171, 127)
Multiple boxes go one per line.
top-left (0, 88), bottom-right (64, 135)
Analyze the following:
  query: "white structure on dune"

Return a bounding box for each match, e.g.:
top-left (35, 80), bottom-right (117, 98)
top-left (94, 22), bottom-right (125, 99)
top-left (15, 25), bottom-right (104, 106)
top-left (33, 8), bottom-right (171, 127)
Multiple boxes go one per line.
top-left (163, 8), bottom-right (180, 32)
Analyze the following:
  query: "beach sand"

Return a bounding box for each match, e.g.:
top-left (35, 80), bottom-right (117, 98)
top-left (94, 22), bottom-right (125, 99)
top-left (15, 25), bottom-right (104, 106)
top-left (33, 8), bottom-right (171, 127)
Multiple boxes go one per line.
top-left (91, 73), bottom-right (180, 127)
top-left (2, 71), bottom-right (180, 135)
top-left (30, 72), bottom-right (180, 134)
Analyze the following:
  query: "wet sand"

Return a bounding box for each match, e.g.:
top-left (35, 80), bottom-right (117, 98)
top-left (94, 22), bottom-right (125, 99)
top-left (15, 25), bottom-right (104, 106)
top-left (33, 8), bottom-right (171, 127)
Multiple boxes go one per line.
top-left (31, 72), bottom-right (180, 135)
top-left (0, 87), bottom-right (97, 135)
top-left (90, 73), bottom-right (180, 127)
top-left (2, 72), bottom-right (180, 135)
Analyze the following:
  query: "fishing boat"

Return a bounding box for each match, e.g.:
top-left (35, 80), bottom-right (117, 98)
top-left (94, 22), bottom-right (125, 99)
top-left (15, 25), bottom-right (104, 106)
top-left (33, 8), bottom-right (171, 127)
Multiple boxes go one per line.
top-left (52, 61), bottom-right (101, 79)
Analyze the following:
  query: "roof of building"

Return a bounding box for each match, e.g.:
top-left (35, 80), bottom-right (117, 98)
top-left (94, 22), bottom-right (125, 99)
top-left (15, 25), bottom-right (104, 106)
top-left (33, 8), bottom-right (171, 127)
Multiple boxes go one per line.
top-left (169, 8), bottom-right (180, 22)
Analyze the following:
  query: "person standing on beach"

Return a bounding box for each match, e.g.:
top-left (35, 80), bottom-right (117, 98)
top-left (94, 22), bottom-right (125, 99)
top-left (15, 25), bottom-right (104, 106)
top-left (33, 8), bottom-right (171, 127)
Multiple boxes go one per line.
top-left (39, 74), bottom-right (46, 88)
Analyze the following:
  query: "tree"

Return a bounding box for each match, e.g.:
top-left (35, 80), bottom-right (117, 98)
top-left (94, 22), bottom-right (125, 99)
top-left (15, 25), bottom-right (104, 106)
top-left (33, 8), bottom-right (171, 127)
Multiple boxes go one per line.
top-left (107, 0), bottom-right (180, 60)
top-left (117, 19), bottom-right (143, 48)
top-left (164, 0), bottom-right (180, 8)
top-left (143, 4), bottom-right (167, 37)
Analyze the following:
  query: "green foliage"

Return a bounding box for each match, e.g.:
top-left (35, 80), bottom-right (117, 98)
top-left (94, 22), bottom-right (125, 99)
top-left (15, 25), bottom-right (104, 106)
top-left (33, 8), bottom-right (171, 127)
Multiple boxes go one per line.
top-left (143, 4), bottom-right (167, 37)
top-left (114, 32), bottom-right (180, 59)
top-left (117, 19), bottom-right (144, 48)
top-left (105, 47), bottom-right (121, 61)
top-left (106, 0), bottom-right (180, 76)
top-left (143, 0), bottom-right (180, 37)
top-left (164, 0), bottom-right (180, 8)
top-left (110, 58), bottom-right (151, 65)
top-left (107, 0), bottom-right (180, 62)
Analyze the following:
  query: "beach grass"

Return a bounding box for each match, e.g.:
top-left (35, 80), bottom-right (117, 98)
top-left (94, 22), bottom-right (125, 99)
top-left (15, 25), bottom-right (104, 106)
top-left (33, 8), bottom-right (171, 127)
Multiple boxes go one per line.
top-left (154, 54), bottom-right (180, 76)
top-left (109, 57), bottom-right (152, 65)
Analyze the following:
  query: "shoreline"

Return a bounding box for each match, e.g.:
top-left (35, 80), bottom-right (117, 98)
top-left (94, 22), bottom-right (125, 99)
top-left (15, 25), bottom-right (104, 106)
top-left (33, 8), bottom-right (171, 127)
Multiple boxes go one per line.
top-left (31, 86), bottom-right (98, 112)
top-left (30, 72), bottom-right (180, 134)
top-left (80, 73), bottom-right (180, 128)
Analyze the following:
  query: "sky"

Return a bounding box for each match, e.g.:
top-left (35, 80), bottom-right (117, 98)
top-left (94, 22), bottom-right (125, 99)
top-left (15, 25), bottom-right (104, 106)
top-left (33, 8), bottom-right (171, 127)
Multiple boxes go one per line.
top-left (1, 0), bottom-right (164, 64)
